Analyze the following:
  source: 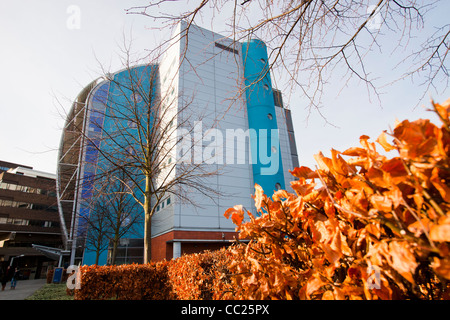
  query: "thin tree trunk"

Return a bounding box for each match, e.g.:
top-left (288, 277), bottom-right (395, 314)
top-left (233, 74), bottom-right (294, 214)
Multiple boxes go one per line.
top-left (111, 211), bottom-right (121, 265)
top-left (143, 175), bottom-right (152, 263)
top-left (95, 233), bottom-right (102, 265)
top-left (144, 204), bottom-right (152, 263)
top-left (95, 249), bottom-right (100, 265)
top-left (111, 237), bottom-right (119, 265)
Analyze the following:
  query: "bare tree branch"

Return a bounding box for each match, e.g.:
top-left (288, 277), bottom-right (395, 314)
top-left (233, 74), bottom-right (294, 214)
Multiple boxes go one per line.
top-left (127, 0), bottom-right (449, 118)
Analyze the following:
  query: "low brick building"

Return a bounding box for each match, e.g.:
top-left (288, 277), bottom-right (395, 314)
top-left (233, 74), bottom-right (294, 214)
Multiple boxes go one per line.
top-left (0, 163), bottom-right (63, 279)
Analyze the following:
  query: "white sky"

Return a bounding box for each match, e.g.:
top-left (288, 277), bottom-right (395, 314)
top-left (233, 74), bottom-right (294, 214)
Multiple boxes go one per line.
top-left (0, 1), bottom-right (449, 174)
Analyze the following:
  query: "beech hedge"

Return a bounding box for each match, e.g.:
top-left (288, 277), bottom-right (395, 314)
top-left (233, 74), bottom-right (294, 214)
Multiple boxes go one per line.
top-left (72, 249), bottom-right (231, 300)
top-left (71, 98), bottom-right (450, 300)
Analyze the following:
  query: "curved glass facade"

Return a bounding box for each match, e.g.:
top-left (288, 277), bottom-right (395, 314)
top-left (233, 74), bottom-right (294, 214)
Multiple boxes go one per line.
top-left (56, 65), bottom-right (157, 265)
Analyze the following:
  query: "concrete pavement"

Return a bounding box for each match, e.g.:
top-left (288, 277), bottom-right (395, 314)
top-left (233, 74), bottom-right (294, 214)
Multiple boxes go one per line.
top-left (0, 278), bottom-right (47, 300)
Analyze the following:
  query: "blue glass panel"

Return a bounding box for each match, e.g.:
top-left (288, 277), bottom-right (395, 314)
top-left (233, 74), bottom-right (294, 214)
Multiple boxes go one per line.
top-left (92, 83), bottom-right (109, 104)
top-left (81, 171), bottom-right (94, 199)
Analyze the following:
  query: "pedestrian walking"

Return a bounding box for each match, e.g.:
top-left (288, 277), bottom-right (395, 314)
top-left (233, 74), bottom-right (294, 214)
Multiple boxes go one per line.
top-left (10, 267), bottom-right (20, 290)
top-left (0, 266), bottom-right (4, 291)
top-left (1, 266), bottom-right (12, 291)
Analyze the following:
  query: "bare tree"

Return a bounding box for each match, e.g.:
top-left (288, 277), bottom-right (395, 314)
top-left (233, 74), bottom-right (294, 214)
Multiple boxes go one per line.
top-left (127, 0), bottom-right (449, 116)
top-left (104, 174), bottom-right (142, 265)
top-left (82, 168), bottom-right (143, 265)
top-left (82, 199), bottom-right (109, 265)
top-left (81, 48), bottom-right (221, 263)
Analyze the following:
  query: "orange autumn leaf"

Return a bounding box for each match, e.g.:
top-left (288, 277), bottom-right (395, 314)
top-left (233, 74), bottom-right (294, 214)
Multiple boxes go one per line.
top-left (322, 290), bottom-right (335, 300)
top-left (394, 119), bottom-right (442, 159)
top-left (380, 158), bottom-right (408, 182)
top-left (431, 257), bottom-right (450, 280)
top-left (430, 167), bottom-right (450, 202)
top-left (370, 194), bottom-right (393, 212)
top-left (341, 146), bottom-right (367, 157)
top-left (388, 241), bottom-right (418, 284)
top-left (302, 276), bottom-right (326, 299)
top-left (290, 166), bottom-right (318, 179)
top-left (407, 217), bottom-right (432, 238)
top-left (331, 148), bottom-right (355, 176)
top-left (366, 167), bottom-right (391, 189)
top-left (253, 183), bottom-right (265, 211)
top-left (272, 189), bottom-right (290, 201)
top-left (224, 205), bottom-right (245, 227)
top-left (323, 227), bottom-right (352, 266)
top-left (432, 98), bottom-right (450, 121)
top-left (377, 131), bottom-right (396, 152)
top-left (430, 215), bottom-right (450, 242)
top-left (314, 152), bottom-right (333, 172)
top-left (291, 179), bottom-right (316, 197)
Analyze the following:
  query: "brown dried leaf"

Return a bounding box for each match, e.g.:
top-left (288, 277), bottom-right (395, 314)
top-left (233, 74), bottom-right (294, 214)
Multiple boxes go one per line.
top-left (314, 152), bottom-right (332, 172)
top-left (388, 241), bottom-right (418, 284)
top-left (342, 147), bottom-right (367, 157)
top-left (430, 167), bottom-right (450, 202)
top-left (253, 184), bottom-right (265, 211)
top-left (377, 131), bottom-right (396, 152)
top-left (370, 194), bottom-right (393, 212)
top-left (290, 166), bottom-right (319, 179)
top-left (224, 205), bottom-right (244, 227)
top-left (430, 215), bottom-right (450, 242)
top-left (431, 256), bottom-right (450, 280)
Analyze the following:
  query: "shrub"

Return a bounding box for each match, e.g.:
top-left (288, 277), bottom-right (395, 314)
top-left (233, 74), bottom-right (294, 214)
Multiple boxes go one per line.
top-left (72, 249), bottom-right (234, 300)
top-left (222, 99), bottom-right (450, 300)
top-left (167, 248), bottom-right (232, 300)
top-left (73, 261), bottom-right (175, 300)
top-left (73, 99), bottom-right (450, 300)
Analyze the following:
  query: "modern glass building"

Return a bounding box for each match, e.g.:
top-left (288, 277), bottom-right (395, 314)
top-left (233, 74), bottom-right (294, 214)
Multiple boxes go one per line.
top-left (57, 66), bottom-right (155, 265)
top-left (56, 22), bottom-right (298, 265)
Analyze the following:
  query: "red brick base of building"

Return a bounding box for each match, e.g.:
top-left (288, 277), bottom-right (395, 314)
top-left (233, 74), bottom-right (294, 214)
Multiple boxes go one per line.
top-left (151, 230), bottom-right (239, 261)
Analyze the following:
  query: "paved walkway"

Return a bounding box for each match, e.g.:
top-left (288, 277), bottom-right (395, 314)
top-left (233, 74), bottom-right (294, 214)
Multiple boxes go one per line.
top-left (0, 279), bottom-right (47, 300)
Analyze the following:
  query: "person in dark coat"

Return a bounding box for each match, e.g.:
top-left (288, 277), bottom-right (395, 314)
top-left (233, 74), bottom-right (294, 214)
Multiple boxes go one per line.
top-left (1, 266), bottom-right (12, 291)
top-left (0, 266), bottom-right (4, 291)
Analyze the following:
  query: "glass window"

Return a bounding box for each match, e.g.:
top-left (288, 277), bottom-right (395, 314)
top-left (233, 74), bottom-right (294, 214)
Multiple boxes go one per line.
top-left (92, 101), bottom-right (106, 111)
top-left (93, 84), bottom-right (109, 105)
top-left (0, 214), bottom-right (7, 224)
top-left (0, 182), bottom-right (19, 191)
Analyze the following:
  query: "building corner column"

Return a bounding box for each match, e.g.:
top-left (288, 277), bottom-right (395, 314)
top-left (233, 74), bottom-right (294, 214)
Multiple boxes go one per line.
top-left (173, 241), bottom-right (181, 259)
